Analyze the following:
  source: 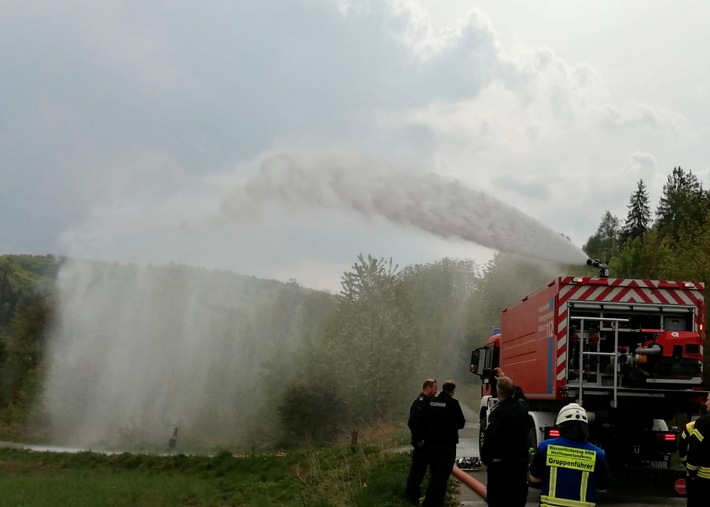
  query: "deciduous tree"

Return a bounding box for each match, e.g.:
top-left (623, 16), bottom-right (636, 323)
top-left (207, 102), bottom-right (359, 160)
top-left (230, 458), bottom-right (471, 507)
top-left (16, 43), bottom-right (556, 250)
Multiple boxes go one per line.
top-left (583, 211), bottom-right (621, 262)
top-left (325, 255), bottom-right (419, 423)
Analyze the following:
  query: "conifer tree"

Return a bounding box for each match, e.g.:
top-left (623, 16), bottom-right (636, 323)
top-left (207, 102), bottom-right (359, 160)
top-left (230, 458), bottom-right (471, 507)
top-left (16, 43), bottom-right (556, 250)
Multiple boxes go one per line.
top-left (656, 167), bottom-right (706, 240)
top-left (623, 179), bottom-right (651, 241)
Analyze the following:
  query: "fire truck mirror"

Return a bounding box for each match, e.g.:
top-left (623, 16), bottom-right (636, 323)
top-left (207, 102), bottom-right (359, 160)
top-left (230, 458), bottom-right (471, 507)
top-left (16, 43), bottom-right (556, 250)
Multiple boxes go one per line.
top-left (470, 348), bottom-right (487, 377)
top-left (470, 349), bottom-right (481, 374)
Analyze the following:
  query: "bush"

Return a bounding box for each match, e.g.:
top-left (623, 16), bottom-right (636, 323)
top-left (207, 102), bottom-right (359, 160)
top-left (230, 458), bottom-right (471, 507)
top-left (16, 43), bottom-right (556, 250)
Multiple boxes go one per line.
top-left (278, 381), bottom-right (346, 445)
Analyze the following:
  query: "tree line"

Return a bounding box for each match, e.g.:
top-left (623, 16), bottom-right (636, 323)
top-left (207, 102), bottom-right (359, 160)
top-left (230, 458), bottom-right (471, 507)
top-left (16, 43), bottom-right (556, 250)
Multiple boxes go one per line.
top-left (584, 166), bottom-right (710, 283)
top-left (0, 253), bottom-right (557, 448)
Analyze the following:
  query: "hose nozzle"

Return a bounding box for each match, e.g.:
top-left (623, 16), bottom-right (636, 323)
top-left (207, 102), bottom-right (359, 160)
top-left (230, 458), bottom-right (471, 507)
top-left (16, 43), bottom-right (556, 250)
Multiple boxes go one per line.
top-left (586, 259), bottom-right (610, 278)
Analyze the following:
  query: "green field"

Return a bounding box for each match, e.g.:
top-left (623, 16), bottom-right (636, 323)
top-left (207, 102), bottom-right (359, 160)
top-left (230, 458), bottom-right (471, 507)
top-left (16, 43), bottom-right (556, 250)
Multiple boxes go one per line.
top-left (0, 445), bottom-right (457, 507)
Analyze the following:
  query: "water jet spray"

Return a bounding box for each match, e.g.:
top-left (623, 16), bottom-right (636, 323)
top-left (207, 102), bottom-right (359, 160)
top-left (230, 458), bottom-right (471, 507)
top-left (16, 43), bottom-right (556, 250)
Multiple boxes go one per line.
top-left (218, 153), bottom-right (590, 265)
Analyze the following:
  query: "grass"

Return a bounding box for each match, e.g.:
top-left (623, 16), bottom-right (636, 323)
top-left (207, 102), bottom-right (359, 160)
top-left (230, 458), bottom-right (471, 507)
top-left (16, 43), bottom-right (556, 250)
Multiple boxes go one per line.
top-left (0, 439), bottom-right (460, 507)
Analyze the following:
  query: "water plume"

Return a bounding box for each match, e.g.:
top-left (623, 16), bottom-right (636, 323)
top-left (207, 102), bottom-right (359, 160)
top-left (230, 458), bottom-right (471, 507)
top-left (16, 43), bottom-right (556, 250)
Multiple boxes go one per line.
top-left (42, 263), bottom-right (293, 450)
top-left (219, 153), bottom-right (588, 265)
top-left (42, 152), bottom-right (589, 450)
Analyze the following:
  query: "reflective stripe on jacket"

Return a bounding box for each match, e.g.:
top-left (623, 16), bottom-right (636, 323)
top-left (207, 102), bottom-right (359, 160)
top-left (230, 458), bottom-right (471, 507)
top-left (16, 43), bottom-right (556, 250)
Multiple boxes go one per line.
top-left (530, 437), bottom-right (609, 507)
top-left (679, 420), bottom-right (695, 466)
top-left (687, 414), bottom-right (710, 480)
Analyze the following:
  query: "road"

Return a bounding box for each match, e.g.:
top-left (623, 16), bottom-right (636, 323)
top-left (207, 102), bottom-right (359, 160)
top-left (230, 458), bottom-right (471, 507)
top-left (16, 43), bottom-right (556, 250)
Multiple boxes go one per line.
top-left (455, 403), bottom-right (685, 506)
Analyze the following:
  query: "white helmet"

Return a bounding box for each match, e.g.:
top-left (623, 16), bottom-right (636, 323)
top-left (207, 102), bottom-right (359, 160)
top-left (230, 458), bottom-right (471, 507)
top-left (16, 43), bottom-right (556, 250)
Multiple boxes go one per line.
top-left (556, 403), bottom-right (588, 426)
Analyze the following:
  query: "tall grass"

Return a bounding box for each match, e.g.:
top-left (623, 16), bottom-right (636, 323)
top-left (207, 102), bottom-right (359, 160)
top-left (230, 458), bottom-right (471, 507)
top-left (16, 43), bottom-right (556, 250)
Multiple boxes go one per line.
top-left (0, 421), bottom-right (461, 506)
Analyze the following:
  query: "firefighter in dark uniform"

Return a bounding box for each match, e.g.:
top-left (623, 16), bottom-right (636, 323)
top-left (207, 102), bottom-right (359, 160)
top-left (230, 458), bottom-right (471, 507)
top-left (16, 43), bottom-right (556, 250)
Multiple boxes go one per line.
top-left (530, 403), bottom-right (610, 507)
top-left (421, 380), bottom-right (465, 507)
top-left (480, 376), bottom-right (531, 507)
top-left (686, 395), bottom-right (710, 507)
top-left (680, 395), bottom-right (709, 470)
top-left (679, 419), bottom-right (696, 469)
top-left (405, 378), bottom-right (438, 504)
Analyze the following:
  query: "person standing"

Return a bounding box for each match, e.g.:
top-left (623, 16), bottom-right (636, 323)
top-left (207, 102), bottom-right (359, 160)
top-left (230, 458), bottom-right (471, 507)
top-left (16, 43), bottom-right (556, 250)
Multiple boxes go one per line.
top-left (529, 403), bottom-right (610, 507)
top-left (679, 419), bottom-right (696, 469)
top-left (405, 378), bottom-right (438, 505)
top-left (480, 376), bottom-right (530, 507)
top-left (677, 393), bottom-right (707, 473)
top-left (686, 395), bottom-right (710, 507)
top-left (420, 380), bottom-right (465, 507)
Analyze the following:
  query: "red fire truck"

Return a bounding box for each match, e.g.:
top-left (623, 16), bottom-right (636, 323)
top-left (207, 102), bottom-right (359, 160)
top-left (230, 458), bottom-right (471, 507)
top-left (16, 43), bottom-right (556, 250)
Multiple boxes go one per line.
top-left (471, 260), bottom-right (707, 493)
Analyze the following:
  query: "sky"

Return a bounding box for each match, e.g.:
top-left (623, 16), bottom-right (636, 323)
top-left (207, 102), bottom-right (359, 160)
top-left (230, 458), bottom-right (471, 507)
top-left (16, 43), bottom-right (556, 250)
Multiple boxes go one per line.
top-left (2, 0), bottom-right (709, 291)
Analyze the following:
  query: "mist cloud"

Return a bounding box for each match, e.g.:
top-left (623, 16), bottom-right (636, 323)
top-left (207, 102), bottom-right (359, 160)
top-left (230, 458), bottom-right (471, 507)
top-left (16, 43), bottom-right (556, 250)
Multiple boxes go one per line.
top-left (217, 153), bottom-right (587, 265)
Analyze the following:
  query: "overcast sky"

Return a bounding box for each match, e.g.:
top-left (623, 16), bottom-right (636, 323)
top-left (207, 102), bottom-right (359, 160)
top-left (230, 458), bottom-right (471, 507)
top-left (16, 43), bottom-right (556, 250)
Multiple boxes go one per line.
top-left (2, 0), bottom-right (708, 290)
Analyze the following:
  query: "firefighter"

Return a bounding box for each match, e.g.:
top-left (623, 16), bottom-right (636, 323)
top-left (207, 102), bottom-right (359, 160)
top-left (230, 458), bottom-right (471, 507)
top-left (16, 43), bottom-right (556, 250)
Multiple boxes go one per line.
top-left (529, 403), bottom-right (610, 507)
top-left (421, 380), bottom-right (465, 507)
top-left (480, 376), bottom-right (530, 507)
top-left (686, 395), bottom-right (710, 507)
top-left (679, 396), bottom-right (709, 470)
top-left (405, 378), bottom-right (437, 505)
top-left (679, 419), bottom-right (696, 469)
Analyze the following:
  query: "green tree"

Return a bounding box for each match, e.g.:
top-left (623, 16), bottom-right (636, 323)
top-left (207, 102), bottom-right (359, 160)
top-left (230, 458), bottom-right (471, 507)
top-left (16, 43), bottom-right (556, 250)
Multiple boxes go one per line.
top-left (324, 255), bottom-right (419, 423)
top-left (277, 372), bottom-right (345, 444)
top-left (1, 295), bottom-right (54, 422)
top-left (622, 179), bottom-right (651, 241)
top-left (663, 209), bottom-right (710, 286)
top-left (399, 258), bottom-right (481, 379)
top-left (0, 257), bottom-right (34, 328)
top-left (610, 229), bottom-right (673, 279)
top-left (656, 167), bottom-right (708, 240)
top-left (583, 211), bottom-right (622, 262)
top-left (0, 256), bottom-right (59, 424)
top-left (251, 285), bottom-right (338, 445)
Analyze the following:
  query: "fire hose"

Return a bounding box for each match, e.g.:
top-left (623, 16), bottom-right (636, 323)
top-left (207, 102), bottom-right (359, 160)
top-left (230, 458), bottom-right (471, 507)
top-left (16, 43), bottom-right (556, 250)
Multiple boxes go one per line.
top-left (451, 464), bottom-right (487, 500)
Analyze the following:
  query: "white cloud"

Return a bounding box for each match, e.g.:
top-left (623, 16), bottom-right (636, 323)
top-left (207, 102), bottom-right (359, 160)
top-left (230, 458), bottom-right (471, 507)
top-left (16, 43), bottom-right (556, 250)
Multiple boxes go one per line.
top-left (600, 103), bottom-right (689, 136)
top-left (629, 151), bottom-right (657, 179)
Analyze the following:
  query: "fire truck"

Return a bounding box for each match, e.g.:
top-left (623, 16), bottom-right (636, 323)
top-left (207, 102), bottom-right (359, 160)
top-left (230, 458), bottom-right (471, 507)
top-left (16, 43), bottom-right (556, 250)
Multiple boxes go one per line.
top-left (470, 259), bottom-right (707, 494)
